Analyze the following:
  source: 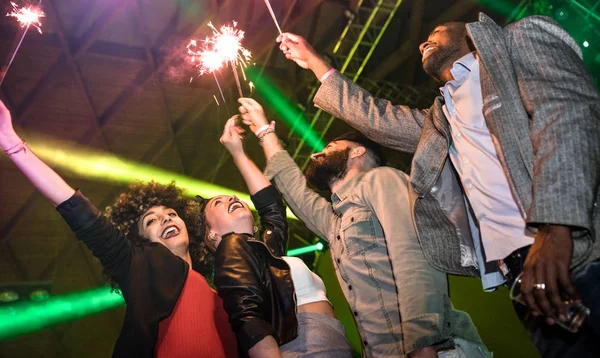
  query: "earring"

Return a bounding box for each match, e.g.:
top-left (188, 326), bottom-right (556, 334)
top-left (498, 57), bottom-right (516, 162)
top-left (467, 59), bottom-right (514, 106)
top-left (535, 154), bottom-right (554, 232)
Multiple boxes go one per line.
top-left (253, 226), bottom-right (259, 234)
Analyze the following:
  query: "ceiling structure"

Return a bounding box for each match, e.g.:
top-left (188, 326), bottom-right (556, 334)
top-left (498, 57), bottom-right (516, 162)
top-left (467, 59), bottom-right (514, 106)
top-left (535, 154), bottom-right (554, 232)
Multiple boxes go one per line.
top-left (0, 0), bottom-right (598, 356)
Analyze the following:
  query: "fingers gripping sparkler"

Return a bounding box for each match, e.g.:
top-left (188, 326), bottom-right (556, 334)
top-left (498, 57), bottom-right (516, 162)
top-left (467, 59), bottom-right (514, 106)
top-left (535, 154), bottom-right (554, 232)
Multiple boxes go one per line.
top-left (1, 1), bottom-right (45, 86)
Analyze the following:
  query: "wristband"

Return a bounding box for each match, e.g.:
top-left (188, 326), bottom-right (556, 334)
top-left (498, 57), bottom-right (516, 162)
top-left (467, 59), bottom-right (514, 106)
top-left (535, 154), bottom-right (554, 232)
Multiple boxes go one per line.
top-left (258, 128), bottom-right (276, 146)
top-left (254, 124), bottom-right (270, 137)
top-left (255, 121), bottom-right (275, 137)
top-left (4, 140), bottom-right (27, 156)
top-left (319, 68), bottom-right (335, 82)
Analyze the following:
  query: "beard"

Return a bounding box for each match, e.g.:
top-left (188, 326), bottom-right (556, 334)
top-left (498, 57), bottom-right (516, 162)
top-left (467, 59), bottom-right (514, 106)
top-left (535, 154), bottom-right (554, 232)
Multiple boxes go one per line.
top-left (305, 148), bottom-right (350, 192)
top-left (422, 45), bottom-right (463, 82)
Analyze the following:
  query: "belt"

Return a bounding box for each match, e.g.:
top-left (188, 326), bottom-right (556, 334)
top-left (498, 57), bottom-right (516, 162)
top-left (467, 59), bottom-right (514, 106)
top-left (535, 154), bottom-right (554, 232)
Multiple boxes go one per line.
top-left (500, 245), bottom-right (531, 287)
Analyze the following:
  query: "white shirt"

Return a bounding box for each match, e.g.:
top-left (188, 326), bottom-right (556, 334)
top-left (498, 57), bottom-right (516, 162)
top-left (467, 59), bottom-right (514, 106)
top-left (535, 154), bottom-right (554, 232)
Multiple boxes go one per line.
top-left (441, 52), bottom-right (534, 265)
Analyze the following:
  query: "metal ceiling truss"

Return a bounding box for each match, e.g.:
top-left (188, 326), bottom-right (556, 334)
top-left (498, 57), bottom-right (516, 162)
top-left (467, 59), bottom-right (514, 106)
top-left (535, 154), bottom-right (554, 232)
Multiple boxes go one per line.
top-left (290, 0), bottom-right (404, 170)
top-left (0, 0), bottom-right (223, 244)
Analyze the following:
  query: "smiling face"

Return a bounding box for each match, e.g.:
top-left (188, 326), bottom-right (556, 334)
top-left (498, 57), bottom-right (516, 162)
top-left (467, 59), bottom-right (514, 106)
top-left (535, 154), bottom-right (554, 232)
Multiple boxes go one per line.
top-left (418, 22), bottom-right (470, 82)
top-left (138, 205), bottom-right (190, 254)
top-left (203, 195), bottom-right (254, 251)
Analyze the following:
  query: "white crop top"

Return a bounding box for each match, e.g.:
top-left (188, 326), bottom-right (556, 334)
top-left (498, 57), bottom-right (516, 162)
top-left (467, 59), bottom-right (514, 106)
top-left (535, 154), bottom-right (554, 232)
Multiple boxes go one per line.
top-left (282, 256), bottom-right (330, 307)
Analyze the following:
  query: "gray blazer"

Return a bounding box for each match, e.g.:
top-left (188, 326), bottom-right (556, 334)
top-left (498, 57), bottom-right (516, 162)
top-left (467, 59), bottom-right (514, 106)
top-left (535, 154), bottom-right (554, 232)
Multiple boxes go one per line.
top-left (314, 13), bottom-right (600, 276)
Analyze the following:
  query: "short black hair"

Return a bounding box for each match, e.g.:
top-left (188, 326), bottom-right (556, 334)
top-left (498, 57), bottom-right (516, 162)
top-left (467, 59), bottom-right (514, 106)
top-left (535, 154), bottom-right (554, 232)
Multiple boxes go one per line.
top-left (332, 131), bottom-right (386, 166)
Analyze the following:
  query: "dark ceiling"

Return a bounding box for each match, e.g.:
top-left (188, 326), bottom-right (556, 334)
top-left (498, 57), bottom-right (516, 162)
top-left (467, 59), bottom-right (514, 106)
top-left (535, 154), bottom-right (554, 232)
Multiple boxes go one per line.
top-left (2, 0), bottom-right (598, 356)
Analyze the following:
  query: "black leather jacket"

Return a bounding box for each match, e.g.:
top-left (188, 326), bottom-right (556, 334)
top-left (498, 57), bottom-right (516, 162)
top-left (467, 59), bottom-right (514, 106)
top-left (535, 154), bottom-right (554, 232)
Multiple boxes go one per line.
top-left (214, 185), bottom-right (298, 355)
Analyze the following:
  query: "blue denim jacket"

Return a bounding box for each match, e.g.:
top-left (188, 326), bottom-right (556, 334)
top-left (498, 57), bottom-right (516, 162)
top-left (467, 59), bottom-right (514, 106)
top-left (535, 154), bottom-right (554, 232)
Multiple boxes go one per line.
top-left (265, 150), bottom-right (483, 357)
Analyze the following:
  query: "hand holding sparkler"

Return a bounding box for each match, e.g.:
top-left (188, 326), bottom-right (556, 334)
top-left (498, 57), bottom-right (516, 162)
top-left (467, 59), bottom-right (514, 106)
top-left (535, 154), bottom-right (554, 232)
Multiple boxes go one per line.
top-left (220, 116), bottom-right (246, 157)
top-left (277, 33), bottom-right (331, 79)
top-left (238, 98), bottom-right (269, 134)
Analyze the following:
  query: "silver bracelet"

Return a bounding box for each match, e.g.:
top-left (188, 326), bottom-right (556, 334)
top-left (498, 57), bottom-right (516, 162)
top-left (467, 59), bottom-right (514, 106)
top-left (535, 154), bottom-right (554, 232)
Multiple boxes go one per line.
top-left (258, 128), bottom-right (276, 145)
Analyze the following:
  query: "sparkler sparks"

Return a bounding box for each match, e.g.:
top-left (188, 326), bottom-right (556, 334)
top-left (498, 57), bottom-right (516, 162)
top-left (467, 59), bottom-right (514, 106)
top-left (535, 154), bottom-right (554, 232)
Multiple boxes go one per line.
top-left (187, 21), bottom-right (252, 104)
top-left (187, 39), bottom-right (223, 76)
top-left (206, 21), bottom-right (252, 70)
top-left (1, 1), bottom-right (45, 86)
top-left (7, 2), bottom-right (45, 34)
top-left (187, 22), bottom-right (252, 78)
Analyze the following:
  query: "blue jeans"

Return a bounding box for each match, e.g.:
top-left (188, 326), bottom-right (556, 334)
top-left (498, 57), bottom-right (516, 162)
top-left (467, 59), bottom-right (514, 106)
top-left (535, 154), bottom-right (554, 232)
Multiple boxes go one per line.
top-left (512, 259), bottom-right (600, 357)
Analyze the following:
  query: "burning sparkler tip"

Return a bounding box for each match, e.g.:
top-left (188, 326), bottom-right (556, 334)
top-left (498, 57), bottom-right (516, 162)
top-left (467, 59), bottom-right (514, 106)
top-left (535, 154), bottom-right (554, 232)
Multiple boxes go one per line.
top-left (7, 2), bottom-right (45, 33)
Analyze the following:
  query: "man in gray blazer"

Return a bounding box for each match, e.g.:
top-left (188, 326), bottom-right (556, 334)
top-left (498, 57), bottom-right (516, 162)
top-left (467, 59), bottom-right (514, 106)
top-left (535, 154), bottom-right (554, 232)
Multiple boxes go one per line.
top-left (278, 13), bottom-right (600, 356)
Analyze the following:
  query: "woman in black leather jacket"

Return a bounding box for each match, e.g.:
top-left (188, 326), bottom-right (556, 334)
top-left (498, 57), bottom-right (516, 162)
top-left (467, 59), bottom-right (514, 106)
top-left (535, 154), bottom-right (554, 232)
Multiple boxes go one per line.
top-left (197, 118), bottom-right (352, 358)
top-left (197, 117), bottom-right (296, 357)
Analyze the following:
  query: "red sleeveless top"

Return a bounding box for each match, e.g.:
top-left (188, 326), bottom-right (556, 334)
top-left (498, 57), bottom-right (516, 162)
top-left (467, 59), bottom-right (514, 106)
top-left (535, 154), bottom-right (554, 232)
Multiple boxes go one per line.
top-left (155, 270), bottom-right (237, 357)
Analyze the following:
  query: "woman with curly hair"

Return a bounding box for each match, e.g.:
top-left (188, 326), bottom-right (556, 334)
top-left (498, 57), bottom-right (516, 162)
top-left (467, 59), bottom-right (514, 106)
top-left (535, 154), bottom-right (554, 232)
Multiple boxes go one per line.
top-left (195, 117), bottom-right (352, 358)
top-left (0, 99), bottom-right (237, 357)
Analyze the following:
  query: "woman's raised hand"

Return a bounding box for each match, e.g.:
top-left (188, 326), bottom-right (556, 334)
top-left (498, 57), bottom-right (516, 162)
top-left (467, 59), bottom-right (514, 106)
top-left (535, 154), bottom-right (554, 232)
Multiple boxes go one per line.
top-left (220, 116), bottom-right (245, 157)
top-left (238, 98), bottom-right (268, 134)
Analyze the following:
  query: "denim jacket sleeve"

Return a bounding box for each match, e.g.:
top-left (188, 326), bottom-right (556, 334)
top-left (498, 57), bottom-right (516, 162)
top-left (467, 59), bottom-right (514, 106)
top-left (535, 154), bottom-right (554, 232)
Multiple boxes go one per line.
top-left (56, 190), bottom-right (132, 282)
top-left (264, 150), bottom-right (337, 242)
top-left (361, 168), bottom-right (455, 353)
top-left (251, 185), bottom-right (288, 257)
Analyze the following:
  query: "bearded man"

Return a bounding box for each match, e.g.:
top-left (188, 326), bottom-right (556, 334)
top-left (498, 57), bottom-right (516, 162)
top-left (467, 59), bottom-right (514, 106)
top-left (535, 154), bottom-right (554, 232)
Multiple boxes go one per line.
top-left (238, 96), bottom-right (490, 358)
top-left (278, 13), bottom-right (600, 357)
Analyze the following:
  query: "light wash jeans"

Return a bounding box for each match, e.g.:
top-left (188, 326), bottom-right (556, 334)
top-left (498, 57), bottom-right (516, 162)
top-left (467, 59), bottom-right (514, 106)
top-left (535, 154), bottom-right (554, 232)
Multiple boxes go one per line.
top-left (437, 337), bottom-right (493, 358)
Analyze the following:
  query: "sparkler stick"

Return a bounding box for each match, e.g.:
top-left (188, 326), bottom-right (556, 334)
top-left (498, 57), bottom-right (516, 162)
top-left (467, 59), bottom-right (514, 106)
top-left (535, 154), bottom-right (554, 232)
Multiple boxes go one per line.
top-left (1, 2), bottom-right (45, 86)
top-left (263, 0), bottom-right (283, 35)
top-left (213, 72), bottom-right (230, 117)
top-left (187, 39), bottom-right (231, 115)
top-left (207, 21), bottom-right (251, 98)
top-left (187, 21), bottom-right (251, 114)
top-left (230, 63), bottom-right (244, 98)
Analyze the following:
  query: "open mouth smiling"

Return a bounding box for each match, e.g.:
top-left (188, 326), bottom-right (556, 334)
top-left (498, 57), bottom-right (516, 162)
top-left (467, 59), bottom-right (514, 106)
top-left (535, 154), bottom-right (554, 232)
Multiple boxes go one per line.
top-left (228, 201), bottom-right (244, 213)
top-left (422, 46), bottom-right (437, 61)
top-left (161, 225), bottom-right (180, 239)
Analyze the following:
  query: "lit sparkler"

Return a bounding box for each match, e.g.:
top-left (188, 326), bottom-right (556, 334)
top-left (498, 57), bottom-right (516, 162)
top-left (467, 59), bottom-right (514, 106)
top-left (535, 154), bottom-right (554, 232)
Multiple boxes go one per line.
top-left (205, 21), bottom-right (252, 98)
top-left (187, 21), bottom-right (252, 107)
top-left (187, 38), bottom-right (229, 116)
top-left (1, 1), bottom-right (45, 86)
top-left (7, 1), bottom-right (45, 33)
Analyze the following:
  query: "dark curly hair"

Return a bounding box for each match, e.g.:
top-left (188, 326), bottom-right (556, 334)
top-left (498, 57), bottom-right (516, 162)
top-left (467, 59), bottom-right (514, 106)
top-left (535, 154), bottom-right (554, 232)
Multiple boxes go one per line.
top-left (103, 181), bottom-right (215, 288)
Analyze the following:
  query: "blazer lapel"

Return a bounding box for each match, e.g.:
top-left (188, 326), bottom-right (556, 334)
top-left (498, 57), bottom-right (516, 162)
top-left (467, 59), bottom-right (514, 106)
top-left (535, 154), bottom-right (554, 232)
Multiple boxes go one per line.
top-left (410, 97), bottom-right (451, 196)
top-left (467, 14), bottom-right (534, 214)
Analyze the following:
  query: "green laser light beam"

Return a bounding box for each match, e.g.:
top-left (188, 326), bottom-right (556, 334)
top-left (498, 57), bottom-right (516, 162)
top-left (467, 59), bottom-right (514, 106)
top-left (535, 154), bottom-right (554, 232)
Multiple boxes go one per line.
top-left (287, 242), bottom-right (324, 256)
top-left (246, 67), bottom-right (325, 152)
top-left (0, 242), bottom-right (325, 341)
top-left (0, 286), bottom-right (124, 341)
top-left (25, 136), bottom-right (298, 220)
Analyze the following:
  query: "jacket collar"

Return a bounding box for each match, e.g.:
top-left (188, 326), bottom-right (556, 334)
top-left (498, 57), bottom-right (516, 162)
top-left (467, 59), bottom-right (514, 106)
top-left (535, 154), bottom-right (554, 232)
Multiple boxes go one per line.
top-left (331, 172), bottom-right (366, 207)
